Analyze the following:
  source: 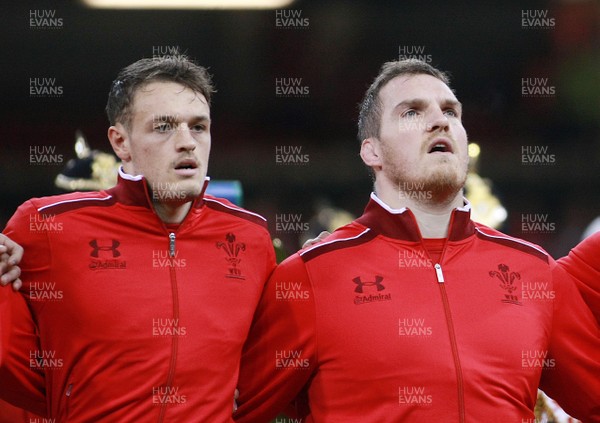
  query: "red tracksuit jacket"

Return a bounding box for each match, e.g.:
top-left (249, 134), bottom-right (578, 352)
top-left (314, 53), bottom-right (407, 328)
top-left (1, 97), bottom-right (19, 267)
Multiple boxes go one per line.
top-left (236, 194), bottom-right (600, 423)
top-left (0, 172), bottom-right (276, 422)
top-left (558, 231), bottom-right (600, 325)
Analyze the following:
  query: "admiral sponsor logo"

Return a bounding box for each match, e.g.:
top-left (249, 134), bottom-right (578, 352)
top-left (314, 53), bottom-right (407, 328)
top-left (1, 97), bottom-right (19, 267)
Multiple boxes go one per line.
top-left (489, 263), bottom-right (522, 306)
top-left (152, 45), bottom-right (183, 59)
top-left (521, 78), bottom-right (556, 98)
top-left (275, 281), bottom-right (310, 300)
top-left (29, 78), bottom-right (64, 97)
top-left (275, 214), bottom-right (310, 233)
top-left (521, 350), bottom-right (555, 370)
top-left (521, 145), bottom-right (556, 165)
top-left (29, 213), bottom-right (63, 232)
top-left (29, 282), bottom-right (63, 301)
top-left (275, 145), bottom-right (310, 165)
top-left (152, 249), bottom-right (187, 269)
top-left (152, 318), bottom-right (187, 336)
top-left (398, 386), bottom-right (432, 406)
top-left (275, 78), bottom-right (310, 97)
top-left (216, 233), bottom-right (246, 279)
top-left (275, 350), bottom-right (310, 369)
top-left (29, 9), bottom-right (63, 29)
top-left (398, 318), bottom-right (432, 336)
top-left (152, 386), bottom-right (187, 405)
top-left (398, 249), bottom-right (432, 268)
top-left (521, 281), bottom-right (555, 301)
top-left (275, 9), bottom-right (309, 29)
top-left (353, 275), bottom-right (392, 305)
top-left (29, 145), bottom-right (64, 165)
top-left (29, 350), bottom-right (63, 370)
top-left (520, 213), bottom-right (556, 233)
top-left (398, 45), bottom-right (432, 63)
top-left (521, 9), bottom-right (555, 29)
top-left (89, 239), bottom-right (127, 270)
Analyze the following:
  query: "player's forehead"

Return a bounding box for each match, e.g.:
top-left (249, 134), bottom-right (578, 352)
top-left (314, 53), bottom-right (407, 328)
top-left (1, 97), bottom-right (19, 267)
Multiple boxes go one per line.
top-left (130, 81), bottom-right (209, 119)
top-left (379, 73), bottom-right (458, 108)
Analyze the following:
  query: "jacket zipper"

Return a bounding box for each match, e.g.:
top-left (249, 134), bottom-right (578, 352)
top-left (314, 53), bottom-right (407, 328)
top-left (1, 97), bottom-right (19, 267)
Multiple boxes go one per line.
top-left (158, 232), bottom-right (180, 423)
top-left (169, 232), bottom-right (176, 258)
top-left (434, 263), bottom-right (466, 423)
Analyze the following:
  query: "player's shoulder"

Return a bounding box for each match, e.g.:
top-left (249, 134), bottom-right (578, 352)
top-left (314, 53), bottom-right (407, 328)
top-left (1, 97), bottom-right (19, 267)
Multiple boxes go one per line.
top-left (201, 195), bottom-right (268, 230)
top-left (570, 232), bottom-right (600, 259)
top-left (16, 191), bottom-right (113, 216)
top-left (474, 222), bottom-right (550, 264)
top-left (297, 221), bottom-right (375, 263)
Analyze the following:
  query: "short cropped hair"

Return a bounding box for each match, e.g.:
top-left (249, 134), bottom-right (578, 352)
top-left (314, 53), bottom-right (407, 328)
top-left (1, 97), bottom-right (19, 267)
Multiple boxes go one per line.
top-left (106, 55), bottom-right (215, 128)
top-left (357, 59), bottom-right (450, 141)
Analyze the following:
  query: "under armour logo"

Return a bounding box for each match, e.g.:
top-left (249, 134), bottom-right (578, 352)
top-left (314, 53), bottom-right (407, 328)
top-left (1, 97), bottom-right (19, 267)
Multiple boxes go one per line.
top-left (352, 275), bottom-right (385, 293)
top-left (89, 239), bottom-right (121, 258)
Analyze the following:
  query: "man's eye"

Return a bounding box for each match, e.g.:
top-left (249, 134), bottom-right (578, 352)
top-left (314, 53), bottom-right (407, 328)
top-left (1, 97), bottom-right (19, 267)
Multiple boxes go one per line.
top-left (444, 109), bottom-right (457, 117)
top-left (191, 125), bottom-right (206, 132)
top-left (403, 110), bottom-right (418, 118)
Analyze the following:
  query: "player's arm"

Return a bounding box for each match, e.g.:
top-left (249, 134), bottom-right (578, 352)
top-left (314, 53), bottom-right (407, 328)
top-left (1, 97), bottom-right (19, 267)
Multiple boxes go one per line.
top-left (0, 201), bottom-right (49, 416)
top-left (0, 287), bottom-right (47, 416)
top-left (557, 232), bottom-right (600, 325)
top-left (0, 234), bottom-right (23, 291)
top-left (539, 262), bottom-right (600, 422)
top-left (235, 254), bottom-right (317, 423)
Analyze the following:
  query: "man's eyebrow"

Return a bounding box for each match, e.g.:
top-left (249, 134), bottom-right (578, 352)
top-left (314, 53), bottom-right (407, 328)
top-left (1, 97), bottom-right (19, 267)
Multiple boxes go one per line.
top-left (441, 99), bottom-right (462, 110)
top-left (392, 98), bottom-right (427, 112)
top-left (392, 98), bottom-right (463, 112)
top-left (149, 114), bottom-right (211, 123)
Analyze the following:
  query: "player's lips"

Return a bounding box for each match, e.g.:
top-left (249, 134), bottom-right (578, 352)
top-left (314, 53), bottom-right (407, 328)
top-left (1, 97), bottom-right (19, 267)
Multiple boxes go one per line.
top-left (174, 158), bottom-right (199, 176)
top-left (427, 138), bottom-right (453, 154)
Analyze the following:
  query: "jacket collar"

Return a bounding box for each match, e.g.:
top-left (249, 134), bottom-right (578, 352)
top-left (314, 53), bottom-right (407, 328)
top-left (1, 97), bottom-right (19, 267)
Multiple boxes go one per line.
top-left (105, 167), bottom-right (209, 210)
top-left (355, 192), bottom-right (475, 242)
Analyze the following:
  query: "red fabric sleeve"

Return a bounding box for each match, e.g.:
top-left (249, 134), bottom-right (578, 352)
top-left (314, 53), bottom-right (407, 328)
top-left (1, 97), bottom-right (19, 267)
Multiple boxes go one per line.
top-left (0, 288), bottom-right (46, 416)
top-left (0, 201), bottom-right (48, 416)
top-left (235, 254), bottom-right (317, 423)
top-left (557, 232), bottom-right (600, 325)
top-left (539, 262), bottom-right (600, 422)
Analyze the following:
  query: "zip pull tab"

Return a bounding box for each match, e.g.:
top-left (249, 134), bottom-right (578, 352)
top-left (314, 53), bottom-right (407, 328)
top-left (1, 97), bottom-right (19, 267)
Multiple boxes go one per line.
top-left (434, 263), bottom-right (445, 283)
top-left (169, 233), bottom-right (176, 258)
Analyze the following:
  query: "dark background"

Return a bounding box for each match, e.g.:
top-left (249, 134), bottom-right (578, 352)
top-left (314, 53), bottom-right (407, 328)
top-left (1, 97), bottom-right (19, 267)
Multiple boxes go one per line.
top-left (2, 0), bottom-right (599, 257)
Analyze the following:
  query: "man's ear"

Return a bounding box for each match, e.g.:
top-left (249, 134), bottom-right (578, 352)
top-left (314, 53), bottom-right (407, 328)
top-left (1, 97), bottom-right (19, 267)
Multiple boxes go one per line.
top-left (360, 137), bottom-right (383, 169)
top-left (107, 123), bottom-right (131, 163)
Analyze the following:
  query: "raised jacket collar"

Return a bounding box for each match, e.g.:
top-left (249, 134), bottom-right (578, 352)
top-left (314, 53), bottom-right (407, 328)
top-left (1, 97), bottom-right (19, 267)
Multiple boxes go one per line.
top-left (355, 193), bottom-right (475, 242)
top-left (105, 167), bottom-right (209, 210)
